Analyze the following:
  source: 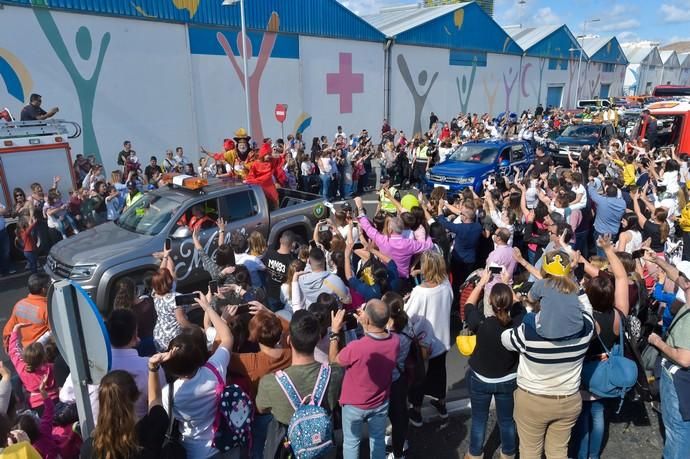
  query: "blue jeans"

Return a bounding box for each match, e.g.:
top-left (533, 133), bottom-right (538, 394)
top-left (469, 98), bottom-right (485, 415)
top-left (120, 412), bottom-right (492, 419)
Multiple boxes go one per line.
top-left (251, 413), bottom-right (272, 459)
top-left (467, 370), bottom-right (517, 456)
top-left (342, 402), bottom-right (389, 459)
top-left (661, 366), bottom-right (690, 459)
top-left (320, 174), bottom-right (331, 200)
top-left (0, 228), bottom-right (11, 276)
top-left (23, 251), bottom-right (38, 274)
top-left (592, 230), bottom-right (606, 257)
top-left (573, 399), bottom-right (605, 459)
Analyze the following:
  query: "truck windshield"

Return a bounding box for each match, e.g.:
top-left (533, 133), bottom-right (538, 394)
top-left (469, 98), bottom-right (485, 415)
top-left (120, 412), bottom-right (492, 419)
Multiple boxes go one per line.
top-left (115, 194), bottom-right (179, 235)
top-left (448, 145), bottom-right (498, 164)
top-left (560, 125), bottom-right (601, 138)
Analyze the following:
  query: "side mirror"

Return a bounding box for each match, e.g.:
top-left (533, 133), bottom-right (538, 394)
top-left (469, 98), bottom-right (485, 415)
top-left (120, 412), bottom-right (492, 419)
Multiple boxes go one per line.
top-left (171, 226), bottom-right (192, 239)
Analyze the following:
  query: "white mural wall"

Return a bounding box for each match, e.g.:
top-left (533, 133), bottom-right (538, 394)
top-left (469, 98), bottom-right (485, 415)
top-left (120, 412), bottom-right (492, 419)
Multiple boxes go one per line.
top-left (0, 5), bottom-right (196, 173)
top-left (387, 44), bottom-right (592, 136)
top-left (580, 62), bottom-right (627, 99)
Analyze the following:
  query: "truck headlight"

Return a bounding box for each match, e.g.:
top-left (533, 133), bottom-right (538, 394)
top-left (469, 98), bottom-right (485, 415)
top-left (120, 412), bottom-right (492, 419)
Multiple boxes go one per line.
top-left (69, 265), bottom-right (97, 280)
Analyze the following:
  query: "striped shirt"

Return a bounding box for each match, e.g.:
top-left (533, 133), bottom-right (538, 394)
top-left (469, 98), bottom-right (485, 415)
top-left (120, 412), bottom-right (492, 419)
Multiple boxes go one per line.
top-left (501, 312), bottom-right (594, 396)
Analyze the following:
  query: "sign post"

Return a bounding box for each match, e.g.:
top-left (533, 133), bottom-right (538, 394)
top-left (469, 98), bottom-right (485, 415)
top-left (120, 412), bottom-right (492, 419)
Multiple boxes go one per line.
top-left (48, 280), bottom-right (111, 440)
top-left (274, 104), bottom-right (288, 141)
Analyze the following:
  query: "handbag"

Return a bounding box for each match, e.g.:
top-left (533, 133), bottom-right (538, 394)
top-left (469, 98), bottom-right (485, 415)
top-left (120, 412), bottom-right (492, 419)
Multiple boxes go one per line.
top-left (641, 309), bottom-right (690, 373)
top-left (456, 324), bottom-right (476, 357)
top-left (581, 311), bottom-right (638, 412)
top-left (160, 383), bottom-right (187, 459)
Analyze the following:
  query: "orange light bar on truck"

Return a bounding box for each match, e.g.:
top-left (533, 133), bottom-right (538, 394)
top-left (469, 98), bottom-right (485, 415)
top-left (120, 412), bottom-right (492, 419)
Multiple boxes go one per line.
top-left (163, 173), bottom-right (208, 190)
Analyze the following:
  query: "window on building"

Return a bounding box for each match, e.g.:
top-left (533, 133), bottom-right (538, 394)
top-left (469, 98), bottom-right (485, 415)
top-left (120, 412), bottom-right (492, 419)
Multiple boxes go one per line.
top-left (602, 63), bottom-right (615, 73)
top-left (548, 59), bottom-right (568, 70)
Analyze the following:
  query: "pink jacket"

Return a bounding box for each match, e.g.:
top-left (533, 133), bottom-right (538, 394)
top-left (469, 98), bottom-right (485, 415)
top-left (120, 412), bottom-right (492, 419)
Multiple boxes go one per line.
top-left (357, 215), bottom-right (433, 277)
top-left (9, 330), bottom-right (58, 408)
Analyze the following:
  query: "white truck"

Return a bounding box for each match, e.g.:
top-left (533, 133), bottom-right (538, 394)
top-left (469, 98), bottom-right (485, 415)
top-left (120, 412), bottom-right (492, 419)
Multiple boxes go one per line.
top-left (0, 119), bottom-right (81, 257)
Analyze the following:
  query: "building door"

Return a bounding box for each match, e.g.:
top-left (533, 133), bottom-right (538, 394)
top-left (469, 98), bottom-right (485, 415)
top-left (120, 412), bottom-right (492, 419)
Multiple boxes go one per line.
top-left (546, 86), bottom-right (563, 108)
top-left (599, 84), bottom-right (611, 99)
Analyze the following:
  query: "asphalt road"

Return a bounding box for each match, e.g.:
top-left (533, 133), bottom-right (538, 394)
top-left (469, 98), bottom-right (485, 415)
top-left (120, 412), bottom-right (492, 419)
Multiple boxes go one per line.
top-left (0, 190), bottom-right (665, 457)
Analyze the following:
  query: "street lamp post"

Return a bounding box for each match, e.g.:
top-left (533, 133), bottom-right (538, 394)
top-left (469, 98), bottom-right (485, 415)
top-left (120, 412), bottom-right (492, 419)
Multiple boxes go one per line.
top-left (575, 18), bottom-right (600, 102)
top-left (222, 0), bottom-right (251, 131)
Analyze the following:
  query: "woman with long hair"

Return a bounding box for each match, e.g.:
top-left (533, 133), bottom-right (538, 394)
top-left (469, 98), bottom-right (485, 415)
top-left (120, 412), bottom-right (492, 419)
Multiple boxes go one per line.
top-left (632, 188), bottom-right (669, 254)
top-left (616, 212), bottom-right (643, 253)
top-left (404, 251), bottom-right (453, 426)
top-left (81, 361), bottom-right (171, 459)
top-left (463, 270), bottom-right (524, 459)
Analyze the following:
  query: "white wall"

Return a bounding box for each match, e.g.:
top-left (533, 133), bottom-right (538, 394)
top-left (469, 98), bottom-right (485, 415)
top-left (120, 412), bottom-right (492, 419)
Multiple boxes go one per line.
top-left (0, 5), bottom-right (197, 174)
top-left (388, 44), bottom-right (587, 135)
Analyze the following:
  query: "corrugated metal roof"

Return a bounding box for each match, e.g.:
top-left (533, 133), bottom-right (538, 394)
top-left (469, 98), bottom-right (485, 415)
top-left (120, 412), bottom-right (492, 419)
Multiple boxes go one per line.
top-left (363, 3), bottom-right (466, 37)
top-left (581, 36), bottom-right (628, 65)
top-left (679, 53), bottom-right (690, 68)
top-left (660, 50), bottom-right (679, 67)
top-left (622, 44), bottom-right (658, 64)
top-left (581, 36), bottom-right (609, 58)
top-left (504, 25), bottom-right (561, 51)
top-left (2, 0), bottom-right (386, 42)
top-left (362, 2), bottom-right (521, 54)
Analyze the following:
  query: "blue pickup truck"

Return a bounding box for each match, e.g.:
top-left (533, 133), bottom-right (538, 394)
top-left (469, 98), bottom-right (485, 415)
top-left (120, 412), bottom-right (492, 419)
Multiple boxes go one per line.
top-left (424, 139), bottom-right (535, 193)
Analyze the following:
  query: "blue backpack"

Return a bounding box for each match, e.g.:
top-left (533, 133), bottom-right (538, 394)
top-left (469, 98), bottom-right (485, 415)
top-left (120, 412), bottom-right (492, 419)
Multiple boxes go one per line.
top-left (205, 363), bottom-right (253, 453)
top-left (581, 312), bottom-right (639, 412)
top-left (275, 365), bottom-right (334, 459)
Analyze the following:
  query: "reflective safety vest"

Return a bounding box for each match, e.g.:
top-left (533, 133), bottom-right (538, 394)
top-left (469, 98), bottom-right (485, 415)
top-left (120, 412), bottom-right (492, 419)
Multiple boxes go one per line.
top-left (379, 186), bottom-right (398, 213)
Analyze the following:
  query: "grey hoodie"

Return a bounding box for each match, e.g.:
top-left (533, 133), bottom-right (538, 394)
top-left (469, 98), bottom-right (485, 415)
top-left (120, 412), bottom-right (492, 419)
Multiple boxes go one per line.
top-left (298, 270), bottom-right (351, 307)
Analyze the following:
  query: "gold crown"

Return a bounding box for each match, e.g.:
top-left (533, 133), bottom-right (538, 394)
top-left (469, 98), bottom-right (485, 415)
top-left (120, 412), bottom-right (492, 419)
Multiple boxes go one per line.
top-left (543, 254), bottom-right (571, 277)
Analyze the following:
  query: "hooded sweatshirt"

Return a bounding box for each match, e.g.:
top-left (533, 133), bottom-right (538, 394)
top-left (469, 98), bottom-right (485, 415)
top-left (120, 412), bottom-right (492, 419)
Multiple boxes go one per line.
top-left (297, 271), bottom-right (351, 307)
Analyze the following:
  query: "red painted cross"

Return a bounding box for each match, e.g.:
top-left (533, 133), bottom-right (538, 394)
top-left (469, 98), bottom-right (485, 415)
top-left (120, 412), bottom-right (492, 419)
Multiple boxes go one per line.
top-left (326, 52), bottom-right (364, 114)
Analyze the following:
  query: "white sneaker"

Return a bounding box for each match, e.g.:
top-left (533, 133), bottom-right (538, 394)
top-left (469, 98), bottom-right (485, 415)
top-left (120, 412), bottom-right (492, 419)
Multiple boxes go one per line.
top-left (386, 454), bottom-right (405, 459)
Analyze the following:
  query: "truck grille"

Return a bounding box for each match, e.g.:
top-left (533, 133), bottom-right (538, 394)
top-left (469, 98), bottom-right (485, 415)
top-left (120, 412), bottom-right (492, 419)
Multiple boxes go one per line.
top-left (46, 255), bottom-right (72, 278)
top-left (429, 174), bottom-right (468, 184)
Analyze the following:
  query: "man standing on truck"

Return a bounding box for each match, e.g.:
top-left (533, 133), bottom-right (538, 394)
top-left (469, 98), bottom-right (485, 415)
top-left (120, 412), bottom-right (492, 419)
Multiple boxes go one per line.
top-left (20, 93), bottom-right (58, 121)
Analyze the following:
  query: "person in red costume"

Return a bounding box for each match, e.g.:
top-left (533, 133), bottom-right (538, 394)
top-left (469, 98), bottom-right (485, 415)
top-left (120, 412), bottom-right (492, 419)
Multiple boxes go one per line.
top-left (245, 143), bottom-right (287, 209)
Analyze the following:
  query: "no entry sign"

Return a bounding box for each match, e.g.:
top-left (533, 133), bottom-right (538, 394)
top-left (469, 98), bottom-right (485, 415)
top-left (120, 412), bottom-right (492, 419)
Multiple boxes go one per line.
top-left (275, 104), bottom-right (287, 123)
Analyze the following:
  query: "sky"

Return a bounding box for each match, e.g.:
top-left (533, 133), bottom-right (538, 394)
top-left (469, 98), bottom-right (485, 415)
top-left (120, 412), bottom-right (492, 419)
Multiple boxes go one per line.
top-left (337, 0), bottom-right (690, 45)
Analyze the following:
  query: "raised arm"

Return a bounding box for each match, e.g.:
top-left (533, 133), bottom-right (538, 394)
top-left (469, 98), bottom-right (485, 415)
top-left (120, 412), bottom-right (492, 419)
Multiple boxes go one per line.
top-left (631, 189), bottom-right (648, 227)
top-left (512, 247), bottom-right (542, 279)
top-left (197, 292), bottom-right (233, 351)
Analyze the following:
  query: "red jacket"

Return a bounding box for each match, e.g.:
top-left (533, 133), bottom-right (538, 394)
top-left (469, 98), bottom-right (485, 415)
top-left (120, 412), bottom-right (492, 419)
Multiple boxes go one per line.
top-left (245, 157), bottom-right (287, 206)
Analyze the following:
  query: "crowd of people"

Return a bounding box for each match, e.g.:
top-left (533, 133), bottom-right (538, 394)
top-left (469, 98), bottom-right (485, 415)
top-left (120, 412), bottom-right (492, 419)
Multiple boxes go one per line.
top-left (0, 102), bottom-right (689, 459)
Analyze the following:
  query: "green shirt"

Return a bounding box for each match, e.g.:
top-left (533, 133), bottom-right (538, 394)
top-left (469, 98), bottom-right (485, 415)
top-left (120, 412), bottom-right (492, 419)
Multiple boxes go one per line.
top-left (667, 306), bottom-right (690, 352)
top-left (255, 362), bottom-right (343, 425)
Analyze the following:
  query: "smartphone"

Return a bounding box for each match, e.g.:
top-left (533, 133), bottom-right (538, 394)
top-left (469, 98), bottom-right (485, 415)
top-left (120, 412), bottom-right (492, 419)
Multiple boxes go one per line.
top-left (632, 249), bottom-right (645, 259)
top-left (489, 266), bottom-right (503, 274)
top-left (319, 223), bottom-right (329, 232)
top-left (175, 293), bottom-right (199, 306)
top-left (164, 237), bottom-right (172, 251)
top-left (235, 303), bottom-right (252, 315)
top-left (209, 280), bottom-right (218, 295)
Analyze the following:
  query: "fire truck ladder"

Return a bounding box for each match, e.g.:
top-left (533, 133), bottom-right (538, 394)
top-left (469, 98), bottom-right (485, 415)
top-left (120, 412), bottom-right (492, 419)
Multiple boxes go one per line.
top-left (0, 119), bottom-right (82, 139)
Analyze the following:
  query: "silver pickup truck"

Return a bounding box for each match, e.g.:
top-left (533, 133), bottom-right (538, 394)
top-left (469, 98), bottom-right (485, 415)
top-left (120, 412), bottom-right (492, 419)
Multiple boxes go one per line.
top-left (44, 179), bottom-right (326, 312)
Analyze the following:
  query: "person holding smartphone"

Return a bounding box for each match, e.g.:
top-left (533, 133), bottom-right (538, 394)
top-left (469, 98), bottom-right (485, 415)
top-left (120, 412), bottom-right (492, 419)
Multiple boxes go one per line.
top-left (152, 242), bottom-right (192, 352)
